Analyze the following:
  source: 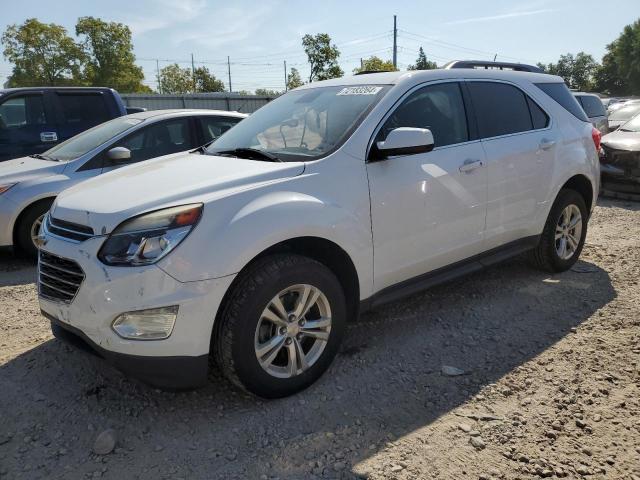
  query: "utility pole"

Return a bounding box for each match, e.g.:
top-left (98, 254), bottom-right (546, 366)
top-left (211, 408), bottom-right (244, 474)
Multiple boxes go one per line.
top-left (191, 53), bottom-right (196, 93)
top-left (360, 58), bottom-right (363, 70)
top-left (227, 56), bottom-right (232, 93)
top-left (156, 59), bottom-right (161, 93)
top-left (284, 60), bottom-right (287, 91)
top-left (392, 15), bottom-right (397, 70)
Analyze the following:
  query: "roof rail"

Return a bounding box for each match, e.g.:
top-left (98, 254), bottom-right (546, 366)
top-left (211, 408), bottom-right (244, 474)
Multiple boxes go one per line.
top-left (442, 60), bottom-right (543, 73)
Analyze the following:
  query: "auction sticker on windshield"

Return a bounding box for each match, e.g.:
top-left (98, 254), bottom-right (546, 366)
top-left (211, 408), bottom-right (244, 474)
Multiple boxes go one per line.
top-left (337, 86), bottom-right (383, 96)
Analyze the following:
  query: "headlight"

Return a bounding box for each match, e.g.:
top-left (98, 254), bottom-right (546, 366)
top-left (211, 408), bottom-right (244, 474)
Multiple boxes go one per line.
top-left (98, 204), bottom-right (203, 266)
top-left (0, 183), bottom-right (16, 195)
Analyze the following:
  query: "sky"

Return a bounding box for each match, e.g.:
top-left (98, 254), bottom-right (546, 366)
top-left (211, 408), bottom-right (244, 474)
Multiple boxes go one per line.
top-left (0, 0), bottom-right (638, 92)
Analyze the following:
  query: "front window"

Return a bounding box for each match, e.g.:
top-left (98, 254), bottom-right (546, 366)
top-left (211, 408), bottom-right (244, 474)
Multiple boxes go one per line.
top-left (0, 95), bottom-right (47, 129)
top-left (44, 116), bottom-right (143, 161)
top-left (609, 103), bottom-right (640, 122)
top-left (206, 85), bottom-right (390, 161)
top-left (619, 113), bottom-right (640, 132)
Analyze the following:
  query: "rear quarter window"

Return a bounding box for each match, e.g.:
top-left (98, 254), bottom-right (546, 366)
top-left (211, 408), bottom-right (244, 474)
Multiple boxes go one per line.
top-left (535, 83), bottom-right (589, 122)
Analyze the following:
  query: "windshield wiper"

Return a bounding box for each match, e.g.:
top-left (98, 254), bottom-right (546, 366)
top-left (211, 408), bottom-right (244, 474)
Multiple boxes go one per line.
top-left (214, 148), bottom-right (283, 162)
top-left (29, 153), bottom-right (57, 161)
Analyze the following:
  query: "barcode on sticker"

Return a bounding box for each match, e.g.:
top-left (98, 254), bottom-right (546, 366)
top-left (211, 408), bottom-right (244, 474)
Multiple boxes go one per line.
top-left (337, 86), bottom-right (383, 96)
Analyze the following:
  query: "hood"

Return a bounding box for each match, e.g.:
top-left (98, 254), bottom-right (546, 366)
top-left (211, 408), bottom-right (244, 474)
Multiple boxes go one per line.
top-left (601, 130), bottom-right (640, 152)
top-left (52, 152), bottom-right (305, 234)
top-left (0, 156), bottom-right (67, 184)
top-left (608, 120), bottom-right (626, 130)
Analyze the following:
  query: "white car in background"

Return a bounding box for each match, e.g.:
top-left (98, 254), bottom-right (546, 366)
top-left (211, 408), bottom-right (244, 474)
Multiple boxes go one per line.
top-left (0, 109), bottom-right (246, 257)
top-left (38, 66), bottom-right (599, 398)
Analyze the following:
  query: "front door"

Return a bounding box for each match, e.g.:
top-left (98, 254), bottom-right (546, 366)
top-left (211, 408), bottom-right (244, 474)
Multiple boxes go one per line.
top-left (366, 81), bottom-right (488, 291)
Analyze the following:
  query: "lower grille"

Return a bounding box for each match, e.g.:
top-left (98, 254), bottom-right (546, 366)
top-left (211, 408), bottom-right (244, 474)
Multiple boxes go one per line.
top-left (38, 251), bottom-right (85, 303)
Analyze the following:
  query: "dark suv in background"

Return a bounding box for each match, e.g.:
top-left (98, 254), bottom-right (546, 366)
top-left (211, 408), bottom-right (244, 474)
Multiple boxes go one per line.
top-left (0, 87), bottom-right (127, 161)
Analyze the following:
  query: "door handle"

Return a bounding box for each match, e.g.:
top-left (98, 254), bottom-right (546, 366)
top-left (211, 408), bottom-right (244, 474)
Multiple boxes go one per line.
top-left (40, 132), bottom-right (58, 143)
top-left (538, 138), bottom-right (556, 151)
top-left (459, 159), bottom-right (483, 173)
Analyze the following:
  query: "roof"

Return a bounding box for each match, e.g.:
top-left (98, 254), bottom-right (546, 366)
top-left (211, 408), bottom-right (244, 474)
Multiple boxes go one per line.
top-left (0, 86), bottom-right (117, 93)
top-left (296, 68), bottom-right (563, 91)
top-left (124, 109), bottom-right (248, 120)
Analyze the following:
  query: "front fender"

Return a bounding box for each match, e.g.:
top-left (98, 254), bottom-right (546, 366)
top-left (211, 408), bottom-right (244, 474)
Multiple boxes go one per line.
top-left (158, 189), bottom-right (374, 298)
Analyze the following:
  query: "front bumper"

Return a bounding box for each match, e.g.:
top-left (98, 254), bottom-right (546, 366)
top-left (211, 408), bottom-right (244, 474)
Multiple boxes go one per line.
top-left (38, 233), bottom-right (236, 389)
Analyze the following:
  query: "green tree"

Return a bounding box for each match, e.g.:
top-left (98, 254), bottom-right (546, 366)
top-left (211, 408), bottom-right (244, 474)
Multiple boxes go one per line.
top-left (541, 52), bottom-right (598, 91)
top-left (1, 18), bottom-right (84, 86)
top-left (408, 47), bottom-right (437, 70)
top-left (286, 67), bottom-right (304, 90)
top-left (302, 33), bottom-right (343, 82)
top-left (254, 88), bottom-right (281, 96)
top-left (353, 56), bottom-right (396, 74)
top-left (159, 63), bottom-right (193, 94)
top-left (75, 16), bottom-right (149, 93)
top-left (594, 19), bottom-right (640, 95)
top-left (193, 66), bottom-right (225, 92)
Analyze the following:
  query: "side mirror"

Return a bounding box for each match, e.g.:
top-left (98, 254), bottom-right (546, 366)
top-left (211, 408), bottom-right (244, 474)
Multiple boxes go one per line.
top-left (373, 127), bottom-right (435, 160)
top-left (107, 147), bottom-right (131, 164)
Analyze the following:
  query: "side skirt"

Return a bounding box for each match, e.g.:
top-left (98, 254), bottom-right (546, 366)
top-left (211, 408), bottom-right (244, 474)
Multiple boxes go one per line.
top-left (360, 235), bottom-right (540, 312)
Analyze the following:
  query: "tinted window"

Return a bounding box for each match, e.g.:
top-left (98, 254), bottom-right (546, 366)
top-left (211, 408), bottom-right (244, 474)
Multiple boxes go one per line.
top-left (468, 82), bottom-right (532, 138)
top-left (377, 82), bottom-right (468, 148)
top-left (200, 116), bottom-right (242, 143)
top-left (0, 95), bottom-right (47, 129)
top-left (535, 83), bottom-right (589, 122)
top-left (57, 93), bottom-right (110, 128)
top-left (577, 95), bottom-right (606, 117)
top-left (114, 118), bottom-right (192, 163)
top-left (46, 117), bottom-right (142, 162)
top-left (527, 97), bottom-right (549, 130)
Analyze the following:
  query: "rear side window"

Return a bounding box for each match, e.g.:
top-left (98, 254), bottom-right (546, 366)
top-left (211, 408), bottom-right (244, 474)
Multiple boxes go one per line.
top-left (577, 95), bottom-right (606, 118)
top-left (57, 93), bottom-right (110, 128)
top-left (535, 83), bottom-right (589, 122)
top-left (527, 97), bottom-right (550, 129)
top-left (377, 82), bottom-right (469, 148)
top-left (199, 116), bottom-right (242, 143)
top-left (468, 82), bottom-right (533, 138)
top-left (0, 95), bottom-right (48, 128)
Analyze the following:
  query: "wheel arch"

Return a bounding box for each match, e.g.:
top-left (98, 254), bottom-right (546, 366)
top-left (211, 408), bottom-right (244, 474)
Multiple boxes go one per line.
top-left (560, 174), bottom-right (594, 212)
top-left (213, 236), bottom-right (361, 345)
top-left (12, 196), bottom-right (56, 245)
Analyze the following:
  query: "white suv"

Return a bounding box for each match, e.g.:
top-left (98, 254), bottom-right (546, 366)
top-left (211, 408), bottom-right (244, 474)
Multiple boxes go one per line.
top-left (38, 68), bottom-right (600, 398)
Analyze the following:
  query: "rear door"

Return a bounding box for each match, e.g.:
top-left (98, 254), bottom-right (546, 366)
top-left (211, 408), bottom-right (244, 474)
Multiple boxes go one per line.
top-left (0, 91), bottom-right (57, 161)
top-left (53, 91), bottom-right (111, 141)
top-left (467, 81), bottom-right (554, 249)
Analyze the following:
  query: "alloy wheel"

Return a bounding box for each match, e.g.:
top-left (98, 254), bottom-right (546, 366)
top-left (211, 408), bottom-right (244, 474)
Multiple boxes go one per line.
top-left (254, 284), bottom-right (332, 379)
top-left (555, 204), bottom-right (582, 260)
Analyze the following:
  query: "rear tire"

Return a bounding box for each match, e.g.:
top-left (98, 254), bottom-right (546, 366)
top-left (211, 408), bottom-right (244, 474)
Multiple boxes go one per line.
top-left (529, 189), bottom-right (588, 273)
top-left (15, 200), bottom-right (53, 260)
top-left (213, 254), bottom-right (347, 398)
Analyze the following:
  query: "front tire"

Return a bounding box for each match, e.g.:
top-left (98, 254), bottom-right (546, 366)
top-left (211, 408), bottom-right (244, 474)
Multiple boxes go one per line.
top-left (15, 200), bottom-right (53, 260)
top-left (529, 189), bottom-right (588, 273)
top-left (213, 254), bottom-right (347, 398)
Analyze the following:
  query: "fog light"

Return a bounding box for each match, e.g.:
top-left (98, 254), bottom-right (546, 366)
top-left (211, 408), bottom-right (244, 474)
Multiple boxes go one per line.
top-left (112, 306), bottom-right (178, 340)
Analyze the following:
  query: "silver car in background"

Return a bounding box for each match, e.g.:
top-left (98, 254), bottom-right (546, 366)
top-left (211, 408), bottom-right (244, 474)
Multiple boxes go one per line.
top-left (0, 109), bottom-right (246, 258)
top-left (573, 92), bottom-right (609, 134)
top-left (608, 101), bottom-right (640, 131)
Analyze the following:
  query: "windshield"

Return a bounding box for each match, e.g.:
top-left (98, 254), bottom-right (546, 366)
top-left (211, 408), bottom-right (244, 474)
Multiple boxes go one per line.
top-left (609, 103), bottom-right (640, 122)
top-left (206, 85), bottom-right (390, 161)
top-left (620, 113), bottom-right (640, 132)
top-left (44, 116), bottom-right (143, 161)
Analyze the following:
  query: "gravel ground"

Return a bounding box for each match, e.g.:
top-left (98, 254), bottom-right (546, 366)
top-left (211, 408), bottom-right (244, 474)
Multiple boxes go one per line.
top-left (1, 198), bottom-right (639, 480)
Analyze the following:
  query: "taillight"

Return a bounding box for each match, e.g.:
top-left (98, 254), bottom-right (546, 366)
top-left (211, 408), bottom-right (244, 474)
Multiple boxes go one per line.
top-left (591, 127), bottom-right (602, 151)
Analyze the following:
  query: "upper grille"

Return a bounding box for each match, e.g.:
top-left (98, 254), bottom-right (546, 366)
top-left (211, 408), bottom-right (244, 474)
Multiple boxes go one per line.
top-left (38, 251), bottom-right (85, 303)
top-left (46, 215), bottom-right (95, 242)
